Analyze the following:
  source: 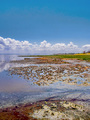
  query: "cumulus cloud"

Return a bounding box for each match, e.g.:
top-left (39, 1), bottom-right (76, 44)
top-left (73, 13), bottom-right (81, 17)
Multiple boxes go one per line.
top-left (0, 36), bottom-right (90, 54)
top-left (82, 44), bottom-right (90, 51)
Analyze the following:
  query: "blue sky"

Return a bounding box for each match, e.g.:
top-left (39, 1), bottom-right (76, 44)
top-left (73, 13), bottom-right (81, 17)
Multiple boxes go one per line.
top-left (0, 0), bottom-right (90, 54)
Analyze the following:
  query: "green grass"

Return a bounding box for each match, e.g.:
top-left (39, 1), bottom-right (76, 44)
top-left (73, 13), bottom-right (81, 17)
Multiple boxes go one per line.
top-left (19, 54), bottom-right (90, 61)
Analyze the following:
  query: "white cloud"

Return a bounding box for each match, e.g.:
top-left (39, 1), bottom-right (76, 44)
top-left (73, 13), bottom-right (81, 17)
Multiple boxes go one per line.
top-left (0, 36), bottom-right (90, 54)
top-left (39, 40), bottom-right (49, 49)
top-left (0, 44), bottom-right (4, 50)
top-left (82, 44), bottom-right (90, 51)
top-left (67, 42), bottom-right (78, 48)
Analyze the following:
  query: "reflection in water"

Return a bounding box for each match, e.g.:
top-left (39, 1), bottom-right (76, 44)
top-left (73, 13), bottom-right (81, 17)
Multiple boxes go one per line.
top-left (0, 62), bottom-right (31, 72)
top-left (0, 55), bottom-right (31, 72)
top-left (0, 55), bottom-right (24, 62)
top-left (0, 55), bottom-right (21, 72)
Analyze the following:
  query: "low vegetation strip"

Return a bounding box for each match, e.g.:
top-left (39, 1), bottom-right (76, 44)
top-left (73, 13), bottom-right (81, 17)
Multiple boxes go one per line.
top-left (19, 54), bottom-right (90, 61)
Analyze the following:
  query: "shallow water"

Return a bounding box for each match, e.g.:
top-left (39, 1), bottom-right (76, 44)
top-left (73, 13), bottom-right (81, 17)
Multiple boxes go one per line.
top-left (0, 55), bottom-right (90, 108)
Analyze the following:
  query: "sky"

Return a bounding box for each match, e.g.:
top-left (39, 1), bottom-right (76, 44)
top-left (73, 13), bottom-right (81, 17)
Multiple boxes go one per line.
top-left (0, 0), bottom-right (90, 54)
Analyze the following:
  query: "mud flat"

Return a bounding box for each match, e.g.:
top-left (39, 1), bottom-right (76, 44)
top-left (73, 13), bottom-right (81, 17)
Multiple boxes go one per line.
top-left (9, 59), bottom-right (90, 86)
top-left (0, 57), bottom-right (90, 120)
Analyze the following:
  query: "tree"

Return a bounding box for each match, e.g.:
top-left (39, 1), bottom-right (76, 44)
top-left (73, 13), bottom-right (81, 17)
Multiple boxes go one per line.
top-left (83, 51), bottom-right (86, 54)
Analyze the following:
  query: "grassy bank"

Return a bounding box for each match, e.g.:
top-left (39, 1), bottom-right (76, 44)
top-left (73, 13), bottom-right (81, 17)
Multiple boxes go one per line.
top-left (19, 54), bottom-right (90, 61)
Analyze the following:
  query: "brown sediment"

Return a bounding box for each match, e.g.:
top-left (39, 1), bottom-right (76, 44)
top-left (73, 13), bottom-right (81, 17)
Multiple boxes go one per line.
top-left (0, 102), bottom-right (38, 120)
top-left (10, 57), bottom-right (68, 64)
top-left (9, 62), bottom-right (90, 86)
top-left (0, 99), bottom-right (90, 120)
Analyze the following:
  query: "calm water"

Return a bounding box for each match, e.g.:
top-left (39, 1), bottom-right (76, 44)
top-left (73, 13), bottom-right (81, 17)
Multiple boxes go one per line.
top-left (0, 55), bottom-right (90, 108)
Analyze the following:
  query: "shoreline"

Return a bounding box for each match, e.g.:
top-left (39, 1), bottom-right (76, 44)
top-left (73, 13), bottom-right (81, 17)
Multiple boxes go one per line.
top-left (0, 57), bottom-right (90, 120)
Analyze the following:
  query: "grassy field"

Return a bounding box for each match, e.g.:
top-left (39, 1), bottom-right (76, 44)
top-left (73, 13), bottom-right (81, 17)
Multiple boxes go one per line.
top-left (19, 53), bottom-right (90, 61)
